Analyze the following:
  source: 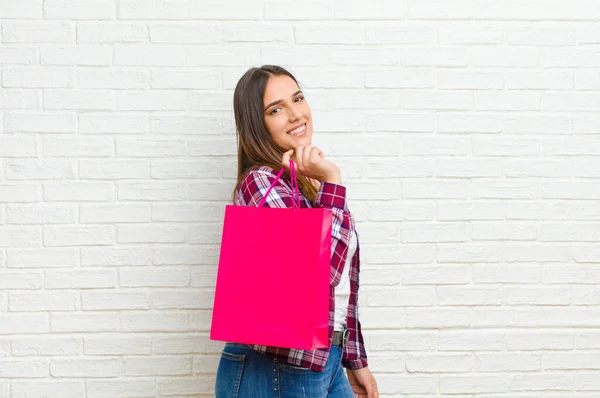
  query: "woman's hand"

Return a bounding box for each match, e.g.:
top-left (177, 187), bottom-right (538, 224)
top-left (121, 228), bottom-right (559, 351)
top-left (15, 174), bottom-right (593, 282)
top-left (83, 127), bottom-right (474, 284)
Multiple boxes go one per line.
top-left (347, 367), bottom-right (378, 398)
top-left (282, 146), bottom-right (342, 185)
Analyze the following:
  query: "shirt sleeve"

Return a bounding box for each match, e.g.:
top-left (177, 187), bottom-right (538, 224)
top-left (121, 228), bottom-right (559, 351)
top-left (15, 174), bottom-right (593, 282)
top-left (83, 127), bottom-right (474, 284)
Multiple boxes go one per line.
top-left (342, 246), bottom-right (369, 370)
top-left (236, 168), bottom-right (355, 287)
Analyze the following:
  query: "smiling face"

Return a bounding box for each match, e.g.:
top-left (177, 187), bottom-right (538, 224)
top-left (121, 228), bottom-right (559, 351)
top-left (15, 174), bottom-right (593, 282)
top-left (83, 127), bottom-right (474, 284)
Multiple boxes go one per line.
top-left (262, 74), bottom-right (313, 151)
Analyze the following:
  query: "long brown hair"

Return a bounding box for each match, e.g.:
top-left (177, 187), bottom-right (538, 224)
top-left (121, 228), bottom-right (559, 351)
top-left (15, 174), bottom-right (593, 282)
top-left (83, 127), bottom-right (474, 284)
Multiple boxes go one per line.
top-left (232, 65), bottom-right (318, 203)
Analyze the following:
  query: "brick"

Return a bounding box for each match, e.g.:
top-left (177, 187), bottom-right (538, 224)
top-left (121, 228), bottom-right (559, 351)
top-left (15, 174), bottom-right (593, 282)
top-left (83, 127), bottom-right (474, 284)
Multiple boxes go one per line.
top-left (0, 46), bottom-right (37, 65)
top-left (366, 25), bottom-right (434, 44)
top-left (82, 291), bottom-right (150, 310)
top-left (6, 160), bottom-right (76, 180)
top-left (509, 374), bottom-right (573, 391)
top-left (367, 286), bottom-right (434, 307)
top-left (153, 246), bottom-right (217, 265)
top-left (0, 226), bottom-right (41, 247)
top-left (473, 264), bottom-right (541, 284)
top-left (2, 22), bottom-right (73, 43)
top-left (119, 0), bottom-right (261, 20)
top-left (9, 291), bottom-right (78, 311)
top-left (77, 22), bottom-right (148, 43)
top-left (149, 115), bottom-right (220, 135)
top-left (45, 269), bottom-right (116, 289)
top-left (0, 314), bottom-right (48, 334)
top-left (124, 356), bottom-right (192, 376)
top-left (81, 247), bottom-right (150, 267)
top-left (508, 27), bottom-right (575, 45)
top-left (79, 160), bottom-right (149, 179)
top-left (12, 336), bottom-right (81, 356)
top-left (440, 374), bottom-right (507, 394)
top-left (77, 68), bottom-right (148, 89)
top-left (50, 313), bottom-right (118, 332)
top-left (43, 89), bottom-right (115, 111)
top-left (117, 182), bottom-right (187, 201)
top-left (403, 47), bottom-right (470, 66)
top-left (44, 225), bottom-right (114, 247)
top-left (337, 0), bottom-right (405, 18)
top-left (363, 244), bottom-right (435, 264)
top-left (0, 271), bottom-right (42, 289)
top-left (4, 113), bottom-right (77, 133)
top-left (438, 24), bottom-right (503, 44)
top-left (505, 287), bottom-right (571, 305)
top-left (11, 381), bottom-right (83, 398)
top-left (43, 182), bottom-right (115, 202)
top-left (506, 331), bottom-right (573, 350)
top-left (79, 114), bottom-right (148, 134)
top-left (114, 44), bottom-right (185, 66)
top-left (406, 353), bottom-right (472, 372)
top-left (402, 223), bottom-right (470, 243)
top-left (152, 203), bottom-right (223, 222)
top-left (84, 335), bottom-right (152, 355)
top-left (153, 334), bottom-right (221, 354)
top-left (44, 0), bottom-right (115, 19)
top-left (406, 307), bottom-right (472, 328)
top-left (438, 330), bottom-right (504, 351)
top-left (0, 90), bottom-right (40, 110)
top-left (261, 46), bottom-right (330, 67)
top-left (295, 24), bottom-right (364, 44)
top-left (151, 69), bottom-right (220, 89)
top-left (437, 159), bottom-right (502, 178)
top-left (0, 135), bottom-right (37, 157)
top-left (0, 359), bottom-right (49, 378)
top-left (7, 248), bottom-right (78, 268)
top-left (151, 160), bottom-right (224, 180)
top-left (188, 44), bottom-right (260, 67)
top-left (0, 0), bottom-right (42, 18)
top-left (120, 267), bottom-right (189, 287)
top-left (403, 180), bottom-right (470, 199)
top-left (2, 66), bottom-right (73, 88)
top-left (51, 358), bottom-right (120, 377)
top-left (472, 221), bottom-right (538, 240)
top-left (264, 1), bottom-right (334, 20)
top-left (473, 138), bottom-right (539, 156)
top-left (507, 69), bottom-right (572, 90)
top-left (86, 379), bottom-right (155, 398)
top-left (365, 69), bottom-right (435, 88)
top-left (116, 90), bottom-right (187, 111)
top-left (0, 183), bottom-right (39, 202)
top-left (80, 203), bottom-right (151, 223)
top-left (438, 70), bottom-right (504, 90)
top-left (149, 23), bottom-right (220, 43)
top-left (222, 23), bottom-right (291, 43)
top-left (120, 312), bottom-right (188, 332)
top-left (150, 290), bottom-right (212, 309)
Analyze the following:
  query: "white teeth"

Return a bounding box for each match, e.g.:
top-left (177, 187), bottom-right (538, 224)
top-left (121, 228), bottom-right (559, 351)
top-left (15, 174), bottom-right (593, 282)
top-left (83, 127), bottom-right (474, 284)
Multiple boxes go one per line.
top-left (288, 124), bottom-right (306, 136)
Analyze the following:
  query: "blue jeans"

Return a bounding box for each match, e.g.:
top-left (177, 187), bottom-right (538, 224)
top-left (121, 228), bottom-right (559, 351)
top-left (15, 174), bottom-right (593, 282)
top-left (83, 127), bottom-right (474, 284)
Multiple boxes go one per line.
top-left (215, 343), bottom-right (354, 398)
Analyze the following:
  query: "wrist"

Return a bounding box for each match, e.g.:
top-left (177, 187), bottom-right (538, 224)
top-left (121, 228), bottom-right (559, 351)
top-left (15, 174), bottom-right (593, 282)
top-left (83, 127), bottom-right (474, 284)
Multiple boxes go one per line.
top-left (322, 171), bottom-right (342, 185)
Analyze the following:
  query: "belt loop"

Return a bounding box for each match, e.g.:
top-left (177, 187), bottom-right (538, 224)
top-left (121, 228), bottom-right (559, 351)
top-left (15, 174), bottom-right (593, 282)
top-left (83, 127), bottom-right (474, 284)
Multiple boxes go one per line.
top-left (342, 324), bottom-right (349, 347)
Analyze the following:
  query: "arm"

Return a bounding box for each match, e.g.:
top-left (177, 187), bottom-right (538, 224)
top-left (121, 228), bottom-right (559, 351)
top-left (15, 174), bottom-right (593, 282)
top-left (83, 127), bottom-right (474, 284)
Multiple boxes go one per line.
top-left (236, 168), bottom-right (355, 287)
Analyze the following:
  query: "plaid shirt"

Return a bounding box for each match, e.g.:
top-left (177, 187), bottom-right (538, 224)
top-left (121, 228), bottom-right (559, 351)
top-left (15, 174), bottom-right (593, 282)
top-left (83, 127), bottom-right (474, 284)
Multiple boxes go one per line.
top-left (233, 166), bottom-right (368, 372)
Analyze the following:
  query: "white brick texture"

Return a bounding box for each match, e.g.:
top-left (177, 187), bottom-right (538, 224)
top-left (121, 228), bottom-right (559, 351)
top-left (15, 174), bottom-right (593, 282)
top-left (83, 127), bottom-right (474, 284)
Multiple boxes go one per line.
top-left (0, 1), bottom-right (599, 397)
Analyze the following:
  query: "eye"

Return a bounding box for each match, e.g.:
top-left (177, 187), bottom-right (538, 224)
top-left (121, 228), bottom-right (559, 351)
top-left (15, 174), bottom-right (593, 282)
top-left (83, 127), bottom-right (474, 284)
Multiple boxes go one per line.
top-left (294, 96), bottom-right (304, 102)
top-left (270, 107), bottom-right (281, 115)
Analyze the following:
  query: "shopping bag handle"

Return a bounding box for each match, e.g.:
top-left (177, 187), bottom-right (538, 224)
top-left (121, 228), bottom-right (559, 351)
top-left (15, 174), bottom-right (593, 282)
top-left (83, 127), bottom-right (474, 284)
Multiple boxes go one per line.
top-left (257, 160), bottom-right (301, 209)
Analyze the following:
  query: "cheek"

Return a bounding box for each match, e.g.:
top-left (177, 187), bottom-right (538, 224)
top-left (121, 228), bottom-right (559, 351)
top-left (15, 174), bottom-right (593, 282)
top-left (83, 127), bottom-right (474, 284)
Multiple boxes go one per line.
top-left (265, 117), bottom-right (288, 142)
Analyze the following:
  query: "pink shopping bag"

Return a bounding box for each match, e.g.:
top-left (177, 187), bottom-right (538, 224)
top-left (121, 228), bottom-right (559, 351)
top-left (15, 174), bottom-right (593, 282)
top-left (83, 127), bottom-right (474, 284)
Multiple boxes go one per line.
top-left (210, 162), bottom-right (332, 350)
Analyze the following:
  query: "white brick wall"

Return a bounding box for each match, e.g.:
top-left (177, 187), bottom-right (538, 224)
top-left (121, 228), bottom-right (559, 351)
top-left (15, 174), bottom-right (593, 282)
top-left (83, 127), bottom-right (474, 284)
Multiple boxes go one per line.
top-left (1, 0), bottom-right (600, 396)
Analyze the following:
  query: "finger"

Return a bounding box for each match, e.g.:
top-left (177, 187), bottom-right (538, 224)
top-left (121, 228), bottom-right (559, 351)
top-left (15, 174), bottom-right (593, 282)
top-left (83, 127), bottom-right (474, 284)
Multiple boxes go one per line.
top-left (294, 146), bottom-right (305, 170)
top-left (282, 149), bottom-right (293, 169)
top-left (309, 146), bottom-right (321, 163)
top-left (303, 145), bottom-right (312, 165)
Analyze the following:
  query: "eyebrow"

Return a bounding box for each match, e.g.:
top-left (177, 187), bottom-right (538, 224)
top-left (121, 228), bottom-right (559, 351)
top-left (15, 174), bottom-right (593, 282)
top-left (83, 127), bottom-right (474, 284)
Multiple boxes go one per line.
top-left (264, 90), bottom-right (303, 112)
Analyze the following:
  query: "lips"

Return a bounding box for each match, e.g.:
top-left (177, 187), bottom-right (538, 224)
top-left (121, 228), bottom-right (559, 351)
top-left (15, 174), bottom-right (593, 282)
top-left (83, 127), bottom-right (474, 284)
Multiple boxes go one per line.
top-left (287, 123), bottom-right (306, 136)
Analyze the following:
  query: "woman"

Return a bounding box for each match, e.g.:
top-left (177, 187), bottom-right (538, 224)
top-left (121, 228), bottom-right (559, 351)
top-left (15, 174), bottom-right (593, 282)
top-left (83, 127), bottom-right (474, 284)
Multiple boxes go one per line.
top-left (215, 65), bottom-right (378, 398)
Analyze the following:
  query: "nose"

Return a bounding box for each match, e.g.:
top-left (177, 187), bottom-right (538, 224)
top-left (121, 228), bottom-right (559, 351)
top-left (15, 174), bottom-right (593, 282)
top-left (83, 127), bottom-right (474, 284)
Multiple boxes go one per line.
top-left (288, 103), bottom-right (303, 121)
